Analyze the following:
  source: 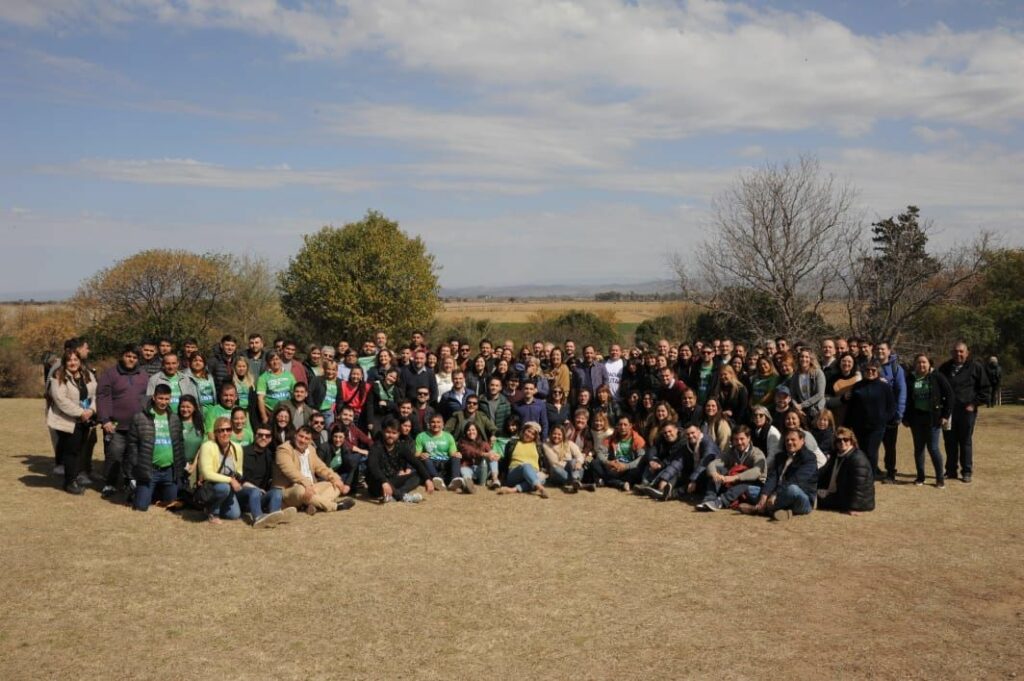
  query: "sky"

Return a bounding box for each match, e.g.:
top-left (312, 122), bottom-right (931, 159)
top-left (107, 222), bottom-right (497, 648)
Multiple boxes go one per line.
top-left (1, 0), bottom-right (1023, 297)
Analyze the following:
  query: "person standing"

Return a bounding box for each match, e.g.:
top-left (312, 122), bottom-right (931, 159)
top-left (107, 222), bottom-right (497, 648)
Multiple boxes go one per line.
top-left (96, 344), bottom-right (148, 498)
top-left (903, 354), bottom-right (953, 487)
top-left (46, 350), bottom-right (98, 494)
top-left (876, 342), bottom-right (906, 484)
top-left (938, 342), bottom-right (990, 483)
top-left (985, 356), bottom-right (1002, 408)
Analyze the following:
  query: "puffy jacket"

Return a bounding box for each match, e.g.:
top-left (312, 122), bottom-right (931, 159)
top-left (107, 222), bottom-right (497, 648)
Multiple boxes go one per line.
top-left (126, 406), bottom-right (186, 483)
top-left (847, 378), bottom-right (895, 432)
top-left (817, 448), bottom-right (874, 512)
top-left (207, 345), bottom-right (237, 393)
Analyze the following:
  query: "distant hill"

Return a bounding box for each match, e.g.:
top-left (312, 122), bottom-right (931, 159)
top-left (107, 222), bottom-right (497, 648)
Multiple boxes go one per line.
top-left (441, 279), bottom-right (678, 299)
top-left (0, 289), bottom-right (73, 303)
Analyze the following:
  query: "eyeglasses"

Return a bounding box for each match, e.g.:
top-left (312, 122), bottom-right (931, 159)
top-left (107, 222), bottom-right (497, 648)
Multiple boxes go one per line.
top-left (836, 437), bottom-right (852, 443)
top-left (215, 427), bottom-right (232, 433)
top-left (466, 401), bottom-right (478, 406)
top-left (256, 432), bottom-right (272, 438)
top-left (417, 391), bottom-right (429, 396)
top-left (311, 421), bottom-right (325, 426)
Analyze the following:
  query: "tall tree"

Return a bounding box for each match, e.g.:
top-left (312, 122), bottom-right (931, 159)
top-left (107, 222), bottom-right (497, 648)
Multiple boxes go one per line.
top-left (843, 206), bottom-right (989, 344)
top-left (674, 156), bottom-right (855, 341)
top-left (278, 211), bottom-right (441, 343)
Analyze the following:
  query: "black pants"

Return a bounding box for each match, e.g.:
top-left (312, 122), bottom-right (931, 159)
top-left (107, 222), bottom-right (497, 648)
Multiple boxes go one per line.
top-left (367, 472), bottom-right (421, 499)
top-left (57, 424), bottom-right (89, 489)
top-left (102, 429), bottom-right (129, 487)
top-left (590, 457), bottom-right (643, 488)
top-left (882, 423), bottom-right (899, 478)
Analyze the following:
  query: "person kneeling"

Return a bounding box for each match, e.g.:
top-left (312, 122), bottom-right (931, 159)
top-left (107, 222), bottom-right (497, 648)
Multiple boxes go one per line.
top-left (816, 427), bottom-right (875, 515)
top-left (127, 384), bottom-right (186, 512)
top-left (498, 421), bottom-right (549, 498)
top-left (367, 419), bottom-right (429, 504)
top-left (739, 428), bottom-right (817, 522)
top-left (273, 426), bottom-right (355, 515)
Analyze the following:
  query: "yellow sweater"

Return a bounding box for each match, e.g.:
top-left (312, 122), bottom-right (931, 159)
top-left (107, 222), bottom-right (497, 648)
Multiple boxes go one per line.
top-left (509, 441), bottom-right (540, 470)
top-left (191, 440), bottom-right (243, 486)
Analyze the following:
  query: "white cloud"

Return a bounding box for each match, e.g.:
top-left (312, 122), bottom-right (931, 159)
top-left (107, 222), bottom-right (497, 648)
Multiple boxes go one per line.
top-left (39, 157), bottom-right (376, 192)
top-left (912, 125), bottom-right (964, 144)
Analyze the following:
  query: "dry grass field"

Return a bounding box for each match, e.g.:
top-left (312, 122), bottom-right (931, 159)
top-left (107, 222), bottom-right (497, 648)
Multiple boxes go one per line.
top-left (440, 300), bottom-right (682, 324)
top-left (1, 399), bottom-right (1022, 680)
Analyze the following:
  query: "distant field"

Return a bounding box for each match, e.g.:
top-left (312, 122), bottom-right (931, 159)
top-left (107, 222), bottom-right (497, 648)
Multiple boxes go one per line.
top-left (440, 300), bottom-right (684, 323)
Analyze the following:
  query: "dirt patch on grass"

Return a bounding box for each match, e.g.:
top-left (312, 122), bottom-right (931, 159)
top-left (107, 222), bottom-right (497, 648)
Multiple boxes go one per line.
top-left (1, 399), bottom-right (1022, 680)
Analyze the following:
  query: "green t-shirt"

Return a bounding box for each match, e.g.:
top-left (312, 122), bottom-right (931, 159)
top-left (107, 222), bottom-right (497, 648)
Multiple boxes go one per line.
top-left (357, 355), bottom-right (376, 373)
top-left (751, 375), bottom-right (779, 404)
top-left (167, 374), bottom-right (182, 410)
top-left (913, 375), bottom-right (931, 413)
top-left (194, 376), bottom-right (216, 409)
top-left (613, 438), bottom-right (638, 463)
top-left (257, 370), bottom-right (296, 411)
top-left (415, 430), bottom-right (458, 461)
top-left (235, 384), bottom-right (249, 410)
top-left (152, 412), bottom-right (174, 468)
top-left (230, 424), bottom-right (254, 448)
top-left (319, 381), bottom-right (338, 412)
top-left (182, 422), bottom-right (204, 463)
top-left (203, 404), bottom-right (233, 434)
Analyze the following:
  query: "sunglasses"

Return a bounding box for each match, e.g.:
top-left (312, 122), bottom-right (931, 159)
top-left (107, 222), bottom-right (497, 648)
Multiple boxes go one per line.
top-left (837, 437), bottom-right (852, 443)
top-left (215, 427), bottom-right (232, 433)
top-left (256, 432), bottom-right (272, 438)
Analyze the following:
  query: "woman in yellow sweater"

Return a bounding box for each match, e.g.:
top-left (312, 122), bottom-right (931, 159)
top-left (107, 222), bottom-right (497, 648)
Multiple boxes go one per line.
top-left (192, 416), bottom-right (244, 524)
top-left (497, 421), bottom-right (549, 498)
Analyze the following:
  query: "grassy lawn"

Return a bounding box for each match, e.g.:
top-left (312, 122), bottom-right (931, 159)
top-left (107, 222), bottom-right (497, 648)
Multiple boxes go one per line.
top-left (0, 399), bottom-right (1022, 680)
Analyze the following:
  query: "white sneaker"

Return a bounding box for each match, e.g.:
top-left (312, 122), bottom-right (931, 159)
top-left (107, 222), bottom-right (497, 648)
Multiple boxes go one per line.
top-left (462, 476), bottom-right (475, 494)
top-left (449, 477), bottom-right (464, 492)
top-left (53, 465), bottom-right (65, 476)
top-left (431, 476), bottom-right (446, 491)
top-left (253, 511), bottom-right (283, 528)
top-left (403, 493), bottom-right (424, 504)
top-left (379, 495), bottom-right (395, 504)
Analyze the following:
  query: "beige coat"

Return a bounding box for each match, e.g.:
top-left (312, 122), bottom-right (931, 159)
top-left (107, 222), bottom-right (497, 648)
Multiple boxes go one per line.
top-left (46, 372), bottom-right (98, 433)
top-left (272, 441), bottom-right (341, 489)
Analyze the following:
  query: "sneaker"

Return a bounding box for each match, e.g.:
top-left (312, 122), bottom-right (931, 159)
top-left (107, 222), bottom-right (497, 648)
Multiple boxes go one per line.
top-left (53, 465), bottom-right (65, 476)
top-left (462, 476), bottom-right (475, 494)
top-left (76, 472), bottom-right (92, 486)
top-left (961, 475), bottom-right (972, 483)
top-left (580, 482), bottom-right (597, 492)
top-left (695, 502), bottom-right (710, 512)
top-left (563, 483), bottom-right (579, 494)
top-left (336, 498), bottom-right (356, 511)
top-left (100, 485), bottom-right (117, 499)
top-left (279, 507), bottom-right (298, 523)
top-left (645, 486), bottom-right (665, 501)
top-left (936, 481), bottom-right (946, 489)
top-left (253, 511), bottom-right (283, 528)
top-left (705, 499), bottom-right (721, 511)
top-left (771, 508), bottom-right (792, 522)
top-left (881, 477), bottom-right (897, 485)
top-left (486, 478), bottom-right (500, 490)
top-left (431, 476), bottom-right (446, 491)
top-left (621, 482), bottom-right (631, 493)
top-left (65, 482), bottom-right (85, 495)
top-left (449, 477), bottom-right (464, 493)
top-left (402, 492), bottom-right (424, 504)
top-left (913, 478), bottom-right (925, 486)
top-left (242, 512), bottom-right (255, 525)
top-left (662, 483), bottom-right (674, 501)
top-left (379, 495), bottom-right (395, 504)
top-left (571, 480), bottom-right (581, 493)
top-left (633, 483), bottom-right (650, 493)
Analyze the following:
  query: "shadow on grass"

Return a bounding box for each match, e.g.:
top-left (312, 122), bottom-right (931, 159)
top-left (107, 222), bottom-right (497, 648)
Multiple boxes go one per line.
top-left (16, 453), bottom-right (58, 488)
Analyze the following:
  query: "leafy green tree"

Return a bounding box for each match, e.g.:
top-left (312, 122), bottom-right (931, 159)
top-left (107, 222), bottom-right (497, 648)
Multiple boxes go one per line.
top-left (278, 211), bottom-right (441, 344)
top-left (634, 315), bottom-right (684, 348)
top-left (529, 310), bottom-right (619, 351)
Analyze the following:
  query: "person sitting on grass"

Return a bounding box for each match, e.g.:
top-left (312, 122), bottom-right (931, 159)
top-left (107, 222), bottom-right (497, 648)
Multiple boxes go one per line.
top-left (127, 384), bottom-right (186, 512)
top-left (680, 422), bottom-right (722, 498)
top-left (192, 416), bottom-right (244, 524)
top-left (641, 421), bottom-right (687, 501)
top-left (414, 413), bottom-right (465, 492)
top-left (542, 423), bottom-right (585, 492)
top-left (591, 415), bottom-right (646, 492)
top-left (272, 426), bottom-right (355, 515)
top-left (816, 428), bottom-right (875, 515)
top-left (457, 422), bottom-right (500, 489)
top-left (696, 425), bottom-right (766, 512)
top-left (279, 382), bottom-right (316, 429)
top-left (367, 419), bottom-right (428, 504)
top-left (237, 425), bottom-right (294, 528)
top-left (739, 428), bottom-right (818, 522)
top-left (497, 421), bottom-right (549, 498)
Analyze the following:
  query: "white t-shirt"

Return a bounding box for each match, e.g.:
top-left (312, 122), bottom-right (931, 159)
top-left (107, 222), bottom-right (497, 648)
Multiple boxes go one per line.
top-left (605, 358), bottom-right (624, 398)
top-left (298, 450), bottom-right (313, 483)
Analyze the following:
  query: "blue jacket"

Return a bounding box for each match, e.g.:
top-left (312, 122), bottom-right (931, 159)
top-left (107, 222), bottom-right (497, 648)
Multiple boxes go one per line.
top-left (879, 355), bottom-right (907, 421)
top-left (513, 398), bottom-right (549, 441)
top-left (439, 388), bottom-right (475, 421)
top-left (762, 446), bottom-right (818, 500)
top-left (572, 362), bottom-right (608, 396)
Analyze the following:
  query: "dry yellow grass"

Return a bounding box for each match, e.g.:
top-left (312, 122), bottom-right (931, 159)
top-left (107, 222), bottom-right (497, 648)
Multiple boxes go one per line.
top-left (441, 300), bottom-right (683, 324)
top-left (1, 398), bottom-right (1022, 680)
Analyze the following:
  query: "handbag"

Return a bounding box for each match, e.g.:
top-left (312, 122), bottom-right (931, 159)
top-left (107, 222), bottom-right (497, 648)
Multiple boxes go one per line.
top-left (193, 448), bottom-right (230, 506)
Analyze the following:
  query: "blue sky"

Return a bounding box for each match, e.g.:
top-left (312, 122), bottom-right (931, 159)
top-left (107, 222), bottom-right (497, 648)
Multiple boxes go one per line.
top-left (1, 0), bottom-right (1022, 296)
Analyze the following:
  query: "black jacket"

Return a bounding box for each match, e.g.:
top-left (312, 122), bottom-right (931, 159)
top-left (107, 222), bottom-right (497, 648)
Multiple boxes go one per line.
top-left (241, 443), bottom-right (275, 490)
top-left (366, 441), bottom-right (426, 485)
top-left (937, 359), bottom-right (990, 409)
top-left (817, 448), bottom-right (874, 512)
top-left (126, 405), bottom-right (186, 483)
top-left (207, 346), bottom-right (237, 393)
top-left (847, 378), bottom-right (895, 432)
top-left (904, 371), bottom-right (953, 427)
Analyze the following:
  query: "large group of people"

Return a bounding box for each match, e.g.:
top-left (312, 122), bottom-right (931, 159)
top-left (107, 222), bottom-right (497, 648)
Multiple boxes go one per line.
top-left (43, 329), bottom-right (992, 527)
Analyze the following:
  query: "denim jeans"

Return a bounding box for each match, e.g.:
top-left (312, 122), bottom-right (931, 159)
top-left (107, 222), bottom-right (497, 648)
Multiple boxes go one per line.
top-left (468, 460), bottom-right (499, 485)
top-left (944, 407), bottom-right (977, 478)
top-left (424, 457), bottom-right (461, 483)
top-left (772, 483), bottom-right (813, 515)
top-left (505, 464), bottom-right (541, 492)
top-left (134, 466), bottom-right (178, 511)
top-left (909, 412), bottom-right (944, 482)
top-left (207, 482), bottom-right (242, 519)
top-left (546, 461), bottom-right (580, 486)
top-left (236, 485), bottom-right (283, 517)
top-left (702, 468), bottom-right (761, 507)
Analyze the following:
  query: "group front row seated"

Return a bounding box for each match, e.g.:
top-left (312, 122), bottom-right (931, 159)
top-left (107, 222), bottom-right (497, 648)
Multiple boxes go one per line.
top-left (122, 384), bottom-right (875, 526)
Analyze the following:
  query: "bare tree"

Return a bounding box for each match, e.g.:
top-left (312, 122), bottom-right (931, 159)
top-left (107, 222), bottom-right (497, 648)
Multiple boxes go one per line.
top-left (841, 206), bottom-right (991, 345)
top-left (674, 156), bottom-right (856, 341)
